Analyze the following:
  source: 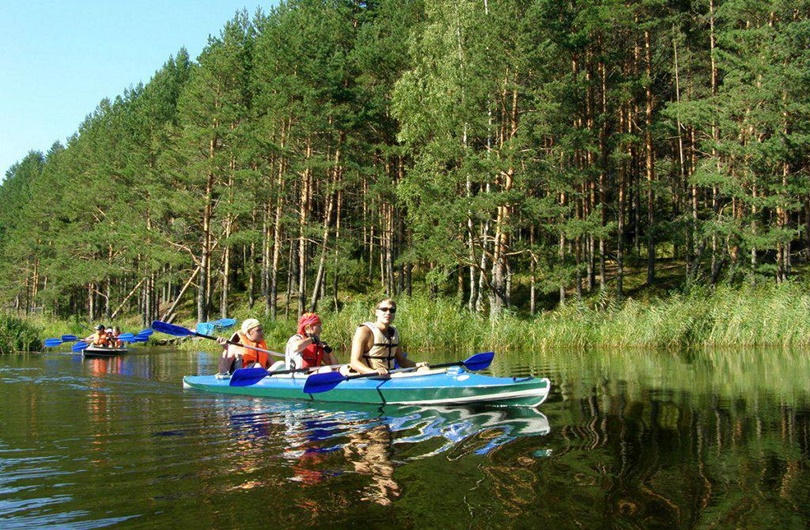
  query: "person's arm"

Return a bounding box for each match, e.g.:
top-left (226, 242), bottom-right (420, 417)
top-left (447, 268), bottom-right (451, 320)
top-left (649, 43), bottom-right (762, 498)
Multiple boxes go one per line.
top-left (285, 335), bottom-right (305, 369)
top-left (394, 349), bottom-right (416, 369)
top-left (288, 333), bottom-right (317, 354)
top-left (218, 332), bottom-right (244, 358)
top-left (324, 349), bottom-right (340, 366)
top-left (314, 335), bottom-right (339, 366)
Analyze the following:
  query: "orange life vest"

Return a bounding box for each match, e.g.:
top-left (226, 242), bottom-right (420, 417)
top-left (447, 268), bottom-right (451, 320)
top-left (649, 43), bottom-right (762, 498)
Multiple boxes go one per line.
top-left (92, 330), bottom-right (109, 346)
top-left (234, 331), bottom-right (271, 369)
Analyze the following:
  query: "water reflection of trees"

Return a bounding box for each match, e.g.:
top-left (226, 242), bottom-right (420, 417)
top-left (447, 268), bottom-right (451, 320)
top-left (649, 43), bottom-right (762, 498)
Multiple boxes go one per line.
top-left (540, 346), bottom-right (810, 528)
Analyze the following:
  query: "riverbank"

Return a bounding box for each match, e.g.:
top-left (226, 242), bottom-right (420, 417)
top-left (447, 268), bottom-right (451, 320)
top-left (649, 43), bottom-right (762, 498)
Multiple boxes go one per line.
top-left (183, 282), bottom-right (810, 354)
top-left (0, 313), bottom-right (42, 353)
top-left (374, 283), bottom-right (810, 353)
top-left (12, 282), bottom-right (810, 355)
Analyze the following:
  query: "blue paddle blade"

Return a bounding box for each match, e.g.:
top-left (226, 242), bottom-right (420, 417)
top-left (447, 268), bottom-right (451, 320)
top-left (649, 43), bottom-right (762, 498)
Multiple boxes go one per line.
top-left (61, 334), bottom-right (78, 341)
top-left (461, 351), bottom-right (494, 371)
top-left (151, 320), bottom-right (194, 337)
top-left (116, 333), bottom-right (135, 342)
top-left (229, 367), bottom-right (271, 387)
top-left (72, 342), bottom-right (90, 352)
top-left (132, 336), bottom-right (148, 343)
top-left (137, 329), bottom-right (153, 336)
top-left (302, 371), bottom-right (347, 394)
top-left (44, 338), bottom-right (64, 348)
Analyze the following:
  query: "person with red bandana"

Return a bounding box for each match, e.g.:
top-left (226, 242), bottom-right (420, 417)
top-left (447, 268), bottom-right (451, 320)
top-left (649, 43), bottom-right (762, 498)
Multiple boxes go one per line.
top-left (285, 313), bottom-right (340, 372)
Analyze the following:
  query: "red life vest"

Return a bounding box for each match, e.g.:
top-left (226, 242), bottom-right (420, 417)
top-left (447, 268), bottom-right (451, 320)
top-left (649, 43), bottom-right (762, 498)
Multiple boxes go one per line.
top-left (234, 331), bottom-right (271, 369)
top-left (293, 335), bottom-right (326, 368)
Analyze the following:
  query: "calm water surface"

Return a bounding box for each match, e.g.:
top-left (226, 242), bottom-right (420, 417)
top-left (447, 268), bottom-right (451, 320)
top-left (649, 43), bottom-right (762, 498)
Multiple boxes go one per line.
top-left (1, 346), bottom-right (809, 529)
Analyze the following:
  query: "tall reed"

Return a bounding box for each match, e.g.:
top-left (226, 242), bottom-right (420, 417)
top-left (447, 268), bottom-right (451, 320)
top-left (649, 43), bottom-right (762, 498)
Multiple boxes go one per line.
top-left (253, 284), bottom-right (810, 356)
top-left (39, 282), bottom-right (810, 356)
top-left (0, 312), bottom-right (42, 353)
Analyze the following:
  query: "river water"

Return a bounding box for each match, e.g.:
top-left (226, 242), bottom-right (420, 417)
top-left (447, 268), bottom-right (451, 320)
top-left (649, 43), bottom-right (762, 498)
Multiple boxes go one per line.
top-left (1, 346), bottom-right (809, 529)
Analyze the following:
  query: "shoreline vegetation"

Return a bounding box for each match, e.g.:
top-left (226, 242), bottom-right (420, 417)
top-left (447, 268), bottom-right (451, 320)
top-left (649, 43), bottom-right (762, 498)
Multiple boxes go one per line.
top-left (12, 282), bottom-right (810, 355)
top-left (2, 1), bottom-right (810, 337)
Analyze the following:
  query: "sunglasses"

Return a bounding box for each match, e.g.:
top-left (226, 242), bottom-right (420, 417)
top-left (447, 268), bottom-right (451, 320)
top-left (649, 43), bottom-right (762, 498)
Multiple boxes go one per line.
top-left (377, 306), bottom-right (396, 313)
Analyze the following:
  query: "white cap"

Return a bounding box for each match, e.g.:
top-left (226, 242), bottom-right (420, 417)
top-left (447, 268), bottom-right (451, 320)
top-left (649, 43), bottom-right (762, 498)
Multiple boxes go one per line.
top-left (241, 318), bottom-right (261, 334)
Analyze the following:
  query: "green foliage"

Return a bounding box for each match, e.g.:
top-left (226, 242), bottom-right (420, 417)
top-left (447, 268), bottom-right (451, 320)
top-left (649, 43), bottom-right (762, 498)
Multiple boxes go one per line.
top-left (0, 313), bottom-right (42, 353)
top-left (236, 282), bottom-right (810, 353)
top-left (1, 0), bottom-right (810, 324)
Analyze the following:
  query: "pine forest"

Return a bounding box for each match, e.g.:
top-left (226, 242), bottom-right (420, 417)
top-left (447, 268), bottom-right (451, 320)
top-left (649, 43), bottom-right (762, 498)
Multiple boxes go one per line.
top-left (2, 0), bottom-right (810, 326)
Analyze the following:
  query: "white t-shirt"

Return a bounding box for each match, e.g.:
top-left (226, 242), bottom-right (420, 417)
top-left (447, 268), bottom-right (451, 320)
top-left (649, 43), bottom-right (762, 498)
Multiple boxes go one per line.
top-left (285, 334), bottom-right (305, 369)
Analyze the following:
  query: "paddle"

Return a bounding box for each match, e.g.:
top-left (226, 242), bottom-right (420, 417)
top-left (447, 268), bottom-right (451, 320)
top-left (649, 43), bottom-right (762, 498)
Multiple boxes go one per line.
top-left (44, 335), bottom-right (82, 348)
top-left (228, 365), bottom-right (343, 387)
top-left (302, 351), bottom-right (495, 394)
top-left (72, 341), bottom-right (90, 352)
top-left (150, 320), bottom-right (284, 358)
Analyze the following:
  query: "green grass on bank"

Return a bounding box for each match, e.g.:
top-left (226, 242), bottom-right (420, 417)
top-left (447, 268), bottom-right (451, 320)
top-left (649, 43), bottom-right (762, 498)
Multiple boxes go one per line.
top-left (10, 281), bottom-right (810, 354)
top-left (0, 313), bottom-right (42, 352)
top-left (195, 282), bottom-right (810, 354)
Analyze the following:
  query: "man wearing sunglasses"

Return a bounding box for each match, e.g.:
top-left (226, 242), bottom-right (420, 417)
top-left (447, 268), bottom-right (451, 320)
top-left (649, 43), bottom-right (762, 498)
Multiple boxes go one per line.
top-left (349, 298), bottom-right (429, 376)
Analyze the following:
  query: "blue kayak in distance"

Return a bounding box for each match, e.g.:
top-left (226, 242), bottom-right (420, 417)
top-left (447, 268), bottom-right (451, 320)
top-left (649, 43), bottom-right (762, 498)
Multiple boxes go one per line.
top-left (183, 367), bottom-right (551, 408)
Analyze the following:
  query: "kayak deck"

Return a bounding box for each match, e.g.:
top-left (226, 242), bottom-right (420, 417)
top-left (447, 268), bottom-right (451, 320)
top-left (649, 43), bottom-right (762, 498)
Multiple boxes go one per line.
top-left (83, 346), bottom-right (129, 358)
top-left (183, 368), bottom-right (550, 408)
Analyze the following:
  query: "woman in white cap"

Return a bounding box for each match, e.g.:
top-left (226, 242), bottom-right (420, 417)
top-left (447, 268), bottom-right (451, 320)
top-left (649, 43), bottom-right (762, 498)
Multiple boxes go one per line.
top-left (217, 318), bottom-right (277, 374)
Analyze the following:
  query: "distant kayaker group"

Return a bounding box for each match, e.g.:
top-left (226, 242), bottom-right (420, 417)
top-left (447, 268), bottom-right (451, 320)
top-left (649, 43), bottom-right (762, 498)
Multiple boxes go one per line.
top-left (84, 324), bottom-right (124, 348)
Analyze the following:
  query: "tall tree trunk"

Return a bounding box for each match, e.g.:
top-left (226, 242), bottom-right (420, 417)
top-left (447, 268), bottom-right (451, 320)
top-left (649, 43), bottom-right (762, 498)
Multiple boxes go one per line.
top-left (267, 130), bottom-right (287, 319)
top-left (617, 107), bottom-right (629, 298)
top-left (559, 191), bottom-right (567, 305)
top-left (644, 29), bottom-right (655, 286)
top-left (197, 160), bottom-right (215, 323)
top-left (220, 239), bottom-right (231, 318)
top-left (298, 138), bottom-right (313, 316)
top-left (220, 165), bottom-right (235, 318)
top-left (105, 277), bottom-right (111, 320)
top-left (476, 217), bottom-right (489, 312)
top-left (709, 0), bottom-right (721, 285)
top-left (467, 173), bottom-right (478, 312)
top-left (88, 283), bottom-right (95, 322)
top-left (332, 183), bottom-right (343, 311)
top-left (529, 227), bottom-right (537, 315)
top-left (310, 146), bottom-right (339, 311)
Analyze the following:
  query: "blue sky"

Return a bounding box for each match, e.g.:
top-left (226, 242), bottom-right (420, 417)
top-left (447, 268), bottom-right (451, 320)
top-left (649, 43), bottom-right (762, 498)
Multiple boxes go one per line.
top-left (1, 0), bottom-right (275, 179)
